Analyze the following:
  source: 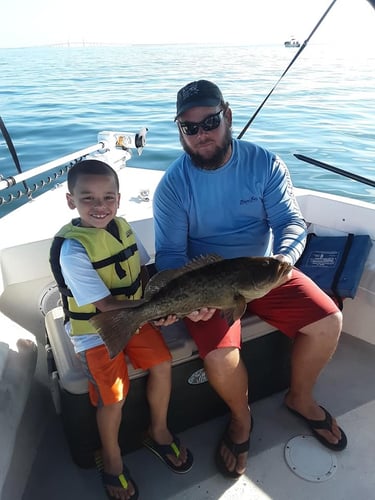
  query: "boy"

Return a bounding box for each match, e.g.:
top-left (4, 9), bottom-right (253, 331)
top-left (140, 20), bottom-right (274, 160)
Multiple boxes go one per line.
top-left (50, 159), bottom-right (192, 500)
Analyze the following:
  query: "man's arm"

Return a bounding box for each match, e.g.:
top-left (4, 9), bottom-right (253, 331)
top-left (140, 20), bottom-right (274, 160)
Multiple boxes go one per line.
top-left (264, 157), bottom-right (307, 265)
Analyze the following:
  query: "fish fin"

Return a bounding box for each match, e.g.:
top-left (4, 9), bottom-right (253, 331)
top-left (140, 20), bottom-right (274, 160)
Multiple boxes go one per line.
top-left (221, 309), bottom-right (235, 325)
top-left (221, 296), bottom-right (247, 324)
top-left (183, 254), bottom-right (223, 271)
top-left (89, 310), bottom-right (140, 359)
top-left (232, 296), bottom-right (247, 321)
top-left (144, 269), bottom-right (183, 298)
top-left (144, 254), bottom-right (223, 299)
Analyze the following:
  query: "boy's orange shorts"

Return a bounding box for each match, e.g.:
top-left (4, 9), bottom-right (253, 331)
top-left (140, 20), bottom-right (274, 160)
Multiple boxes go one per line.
top-left (78, 322), bottom-right (171, 407)
top-left (185, 267), bottom-right (340, 359)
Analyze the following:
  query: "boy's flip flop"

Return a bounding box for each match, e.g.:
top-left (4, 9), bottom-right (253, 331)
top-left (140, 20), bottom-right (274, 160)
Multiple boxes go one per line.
top-left (143, 433), bottom-right (194, 473)
top-left (95, 451), bottom-right (139, 499)
top-left (286, 405), bottom-right (348, 451)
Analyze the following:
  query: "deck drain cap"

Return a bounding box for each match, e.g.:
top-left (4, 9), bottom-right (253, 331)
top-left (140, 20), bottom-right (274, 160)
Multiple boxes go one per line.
top-left (284, 435), bottom-right (337, 482)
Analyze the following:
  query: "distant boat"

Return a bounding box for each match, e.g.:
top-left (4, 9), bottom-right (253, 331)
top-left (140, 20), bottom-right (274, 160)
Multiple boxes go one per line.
top-left (284, 36), bottom-right (301, 48)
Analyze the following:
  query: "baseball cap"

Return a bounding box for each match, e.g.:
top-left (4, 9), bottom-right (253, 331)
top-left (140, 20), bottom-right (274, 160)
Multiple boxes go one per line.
top-left (175, 80), bottom-right (224, 119)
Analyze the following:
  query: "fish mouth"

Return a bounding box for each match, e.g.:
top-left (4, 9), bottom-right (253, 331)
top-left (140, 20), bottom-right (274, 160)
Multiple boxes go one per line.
top-left (278, 260), bottom-right (293, 274)
top-left (282, 260), bottom-right (293, 271)
top-left (276, 261), bottom-right (293, 282)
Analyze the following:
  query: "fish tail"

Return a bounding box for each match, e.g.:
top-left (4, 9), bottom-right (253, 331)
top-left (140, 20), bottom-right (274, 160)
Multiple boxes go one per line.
top-left (89, 309), bottom-right (141, 359)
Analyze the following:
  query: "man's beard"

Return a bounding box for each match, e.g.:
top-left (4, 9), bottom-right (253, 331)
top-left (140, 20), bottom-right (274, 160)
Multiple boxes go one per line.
top-left (180, 128), bottom-right (232, 170)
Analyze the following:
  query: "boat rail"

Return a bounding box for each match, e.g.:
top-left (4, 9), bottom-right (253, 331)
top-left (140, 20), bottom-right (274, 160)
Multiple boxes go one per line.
top-left (0, 143), bottom-right (106, 193)
top-left (0, 129), bottom-right (147, 209)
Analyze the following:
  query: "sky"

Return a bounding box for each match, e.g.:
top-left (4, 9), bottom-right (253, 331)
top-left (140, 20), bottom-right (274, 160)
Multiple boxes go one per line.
top-left (0, 0), bottom-right (374, 48)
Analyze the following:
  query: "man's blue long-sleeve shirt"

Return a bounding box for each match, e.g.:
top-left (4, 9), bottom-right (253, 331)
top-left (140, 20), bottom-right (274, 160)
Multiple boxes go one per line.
top-left (154, 139), bottom-right (307, 271)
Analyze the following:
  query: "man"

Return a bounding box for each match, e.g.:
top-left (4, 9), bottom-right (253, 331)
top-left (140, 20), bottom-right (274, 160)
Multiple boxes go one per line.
top-left (153, 80), bottom-right (347, 479)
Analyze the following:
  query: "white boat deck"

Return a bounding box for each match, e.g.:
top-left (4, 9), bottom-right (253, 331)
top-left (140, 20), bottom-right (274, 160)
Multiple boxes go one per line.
top-left (1, 331), bottom-right (373, 500)
top-left (1, 157), bottom-right (375, 500)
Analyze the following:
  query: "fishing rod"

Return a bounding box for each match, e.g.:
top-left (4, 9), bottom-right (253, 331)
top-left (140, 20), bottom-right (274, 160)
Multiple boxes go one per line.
top-left (294, 154), bottom-right (375, 188)
top-left (237, 0), bottom-right (338, 139)
top-left (0, 116), bottom-right (29, 192)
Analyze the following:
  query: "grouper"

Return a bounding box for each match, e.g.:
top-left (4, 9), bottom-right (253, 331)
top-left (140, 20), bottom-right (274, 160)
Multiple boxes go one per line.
top-left (90, 255), bottom-right (292, 358)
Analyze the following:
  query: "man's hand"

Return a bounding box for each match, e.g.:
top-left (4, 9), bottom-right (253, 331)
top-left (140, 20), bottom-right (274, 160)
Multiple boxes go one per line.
top-left (153, 315), bottom-right (178, 327)
top-left (186, 308), bottom-right (216, 322)
top-left (153, 307), bottom-right (216, 327)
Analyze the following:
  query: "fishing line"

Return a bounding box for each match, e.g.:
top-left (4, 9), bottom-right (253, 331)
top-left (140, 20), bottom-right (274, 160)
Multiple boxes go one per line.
top-left (237, 0), bottom-right (338, 139)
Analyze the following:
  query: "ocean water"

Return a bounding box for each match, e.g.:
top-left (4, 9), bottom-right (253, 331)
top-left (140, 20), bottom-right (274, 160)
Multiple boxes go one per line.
top-left (0, 43), bottom-right (374, 217)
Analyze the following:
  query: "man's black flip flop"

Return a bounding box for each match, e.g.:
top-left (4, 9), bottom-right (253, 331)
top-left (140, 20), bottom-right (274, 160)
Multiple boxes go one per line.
top-left (215, 416), bottom-right (254, 479)
top-left (286, 405), bottom-right (347, 451)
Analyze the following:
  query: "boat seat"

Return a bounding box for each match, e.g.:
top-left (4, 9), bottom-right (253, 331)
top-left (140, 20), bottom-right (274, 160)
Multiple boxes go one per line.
top-left (45, 306), bottom-right (198, 396)
top-left (45, 306), bottom-right (276, 398)
top-left (44, 307), bottom-right (287, 466)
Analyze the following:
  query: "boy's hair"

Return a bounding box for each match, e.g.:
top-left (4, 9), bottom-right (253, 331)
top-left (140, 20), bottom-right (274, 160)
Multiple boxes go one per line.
top-left (67, 159), bottom-right (120, 193)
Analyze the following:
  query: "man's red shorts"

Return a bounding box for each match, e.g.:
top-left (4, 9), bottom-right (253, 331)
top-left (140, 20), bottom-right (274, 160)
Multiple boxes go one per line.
top-left (184, 267), bottom-right (339, 359)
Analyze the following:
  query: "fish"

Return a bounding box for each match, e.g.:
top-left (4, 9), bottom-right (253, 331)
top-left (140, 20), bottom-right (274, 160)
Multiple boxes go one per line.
top-left (90, 255), bottom-right (292, 358)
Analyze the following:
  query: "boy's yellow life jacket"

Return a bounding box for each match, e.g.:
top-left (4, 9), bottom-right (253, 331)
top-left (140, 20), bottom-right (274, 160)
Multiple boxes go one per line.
top-left (50, 217), bottom-right (142, 335)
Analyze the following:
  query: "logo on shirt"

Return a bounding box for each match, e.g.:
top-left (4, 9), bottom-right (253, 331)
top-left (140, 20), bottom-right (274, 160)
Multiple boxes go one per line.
top-left (240, 196), bottom-right (258, 205)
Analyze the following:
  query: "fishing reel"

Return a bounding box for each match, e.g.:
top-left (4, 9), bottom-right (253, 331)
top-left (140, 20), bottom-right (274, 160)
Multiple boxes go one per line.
top-left (98, 128), bottom-right (148, 156)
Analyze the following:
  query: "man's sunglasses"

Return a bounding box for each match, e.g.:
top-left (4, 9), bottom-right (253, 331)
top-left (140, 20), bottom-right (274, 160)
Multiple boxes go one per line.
top-left (178, 110), bottom-right (224, 136)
